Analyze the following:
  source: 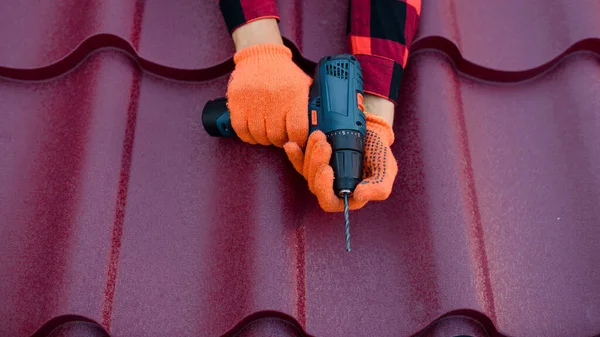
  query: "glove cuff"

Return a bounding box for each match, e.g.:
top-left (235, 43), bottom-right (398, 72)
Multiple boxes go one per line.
top-left (365, 112), bottom-right (395, 146)
top-left (233, 43), bottom-right (292, 65)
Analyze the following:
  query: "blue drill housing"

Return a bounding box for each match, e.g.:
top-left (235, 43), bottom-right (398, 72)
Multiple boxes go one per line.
top-left (308, 54), bottom-right (366, 196)
top-left (308, 54), bottom-right (366, 136)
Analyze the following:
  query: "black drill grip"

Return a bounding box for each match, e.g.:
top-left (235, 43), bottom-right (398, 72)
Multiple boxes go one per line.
top-left (202, 97), bottom-right (235, 138)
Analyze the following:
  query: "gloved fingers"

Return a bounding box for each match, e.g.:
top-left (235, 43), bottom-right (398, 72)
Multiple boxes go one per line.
top-left (348, 197), bottom-right (369, 211)
top-left (230, 110), bottom-right (257, 144)
top-left (226, 85), bottom-right (258, 145)
top-left (353, 147), bottom-right (398, 202)
top-left (285, 77), bottom-right (311, 148)
top-left (302, 131), bottom-right (327, 180)
top-left (283, 141), bottom-right (305, 175)
top-left (247, 113), bottom-right (270, 146)
top-left (265, 110), bottom-right (288, 147)
top-left (311, 165), bottom-right (368, 212)
top-left (312, 165), bottom-right (344, 212)
top-left (305, 139), bottom-right (332, 193)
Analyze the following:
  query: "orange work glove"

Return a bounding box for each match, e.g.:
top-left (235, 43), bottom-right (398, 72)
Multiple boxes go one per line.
top-left (283, 112), bottom-right (398, 212)
top-left (226, 44), bottom-right (312, 148)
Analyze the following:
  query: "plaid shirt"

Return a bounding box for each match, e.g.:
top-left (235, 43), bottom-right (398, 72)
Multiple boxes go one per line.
top-left (219, 0), bottom-right (421, 104)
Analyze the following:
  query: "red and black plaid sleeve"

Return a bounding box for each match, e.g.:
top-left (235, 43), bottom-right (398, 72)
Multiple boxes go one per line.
top-left (349, 0), bottom-right (421, 104)
top-left (219, 0), bottom-right (280, 34)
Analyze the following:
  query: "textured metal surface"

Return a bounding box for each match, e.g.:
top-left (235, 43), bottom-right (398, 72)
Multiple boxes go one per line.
top-left (3, 0), bottom-right (599, 80)
top-left (1, 0), bottom-right (599, 336)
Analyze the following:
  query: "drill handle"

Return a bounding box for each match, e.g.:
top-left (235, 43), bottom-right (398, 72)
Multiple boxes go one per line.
top-left (201, 98), bottom-right (236, 138)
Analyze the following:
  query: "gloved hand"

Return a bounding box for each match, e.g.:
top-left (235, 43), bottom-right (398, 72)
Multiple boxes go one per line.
top-left (226, 43), bottom-right (312, 148)
top-left (283, 112), bottom-right (398, 212)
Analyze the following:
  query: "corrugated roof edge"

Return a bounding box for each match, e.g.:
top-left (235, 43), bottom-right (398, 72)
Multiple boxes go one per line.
top-left (1, 34), bottom-right (599, 83)
top-left (31, 309), bottom-right (511, 337)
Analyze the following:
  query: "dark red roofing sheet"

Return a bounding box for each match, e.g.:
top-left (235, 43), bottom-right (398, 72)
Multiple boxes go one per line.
top-left (1, 1), bottom-right (599, 337)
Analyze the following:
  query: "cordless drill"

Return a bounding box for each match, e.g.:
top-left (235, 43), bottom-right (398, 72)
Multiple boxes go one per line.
top-left (202, 54), bottom-right (366, 252)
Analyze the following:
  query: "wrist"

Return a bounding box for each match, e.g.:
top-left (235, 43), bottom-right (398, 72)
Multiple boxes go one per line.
top-left (364, 94), bottom-right (395, 126)
top-left (233, 43), bottom-right (292, 65)
top-left (232, 18), bottom-right (284, 52)
top-left (365, 112), bottom-right (395, 145)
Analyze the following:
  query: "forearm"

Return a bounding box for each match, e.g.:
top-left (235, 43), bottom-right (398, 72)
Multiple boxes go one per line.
top-left (349, 0), bottom-right (422, 114)
top-left (364, 94), bottom-right (395, 126)
top-left (219, 0), bottom-right (281, 38)
top-left (232, 18), bottom-right (283, 51)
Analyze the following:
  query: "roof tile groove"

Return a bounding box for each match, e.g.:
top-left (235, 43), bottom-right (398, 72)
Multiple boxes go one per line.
top-left (1, 0), bottom-right (599, 81)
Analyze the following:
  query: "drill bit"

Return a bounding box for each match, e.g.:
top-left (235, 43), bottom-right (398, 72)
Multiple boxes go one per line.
top-left (343, 192), bottom-right (351, 252)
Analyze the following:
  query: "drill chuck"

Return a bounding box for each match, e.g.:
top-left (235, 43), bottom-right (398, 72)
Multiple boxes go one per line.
top-left (327, 130), bottom-right (365, 196)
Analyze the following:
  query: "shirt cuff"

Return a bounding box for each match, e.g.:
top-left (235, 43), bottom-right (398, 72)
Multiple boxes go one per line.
top-left (219, 0), bottom-right (280, 34)
top-left (354, 54), bottom-right (404, 105)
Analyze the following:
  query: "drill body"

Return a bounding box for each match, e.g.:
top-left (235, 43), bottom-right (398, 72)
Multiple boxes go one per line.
top-left (308, 54), bottom-right (366, 196)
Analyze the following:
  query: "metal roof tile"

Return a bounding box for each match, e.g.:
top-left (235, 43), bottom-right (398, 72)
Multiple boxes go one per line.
top-left (1, 0), bottom-right (599, 336)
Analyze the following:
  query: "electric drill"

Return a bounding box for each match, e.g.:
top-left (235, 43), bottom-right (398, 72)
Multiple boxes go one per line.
top-left (202, 54), bottom-right (366, 252)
